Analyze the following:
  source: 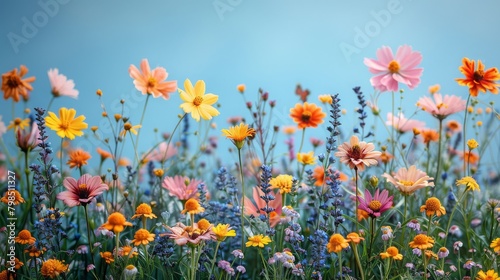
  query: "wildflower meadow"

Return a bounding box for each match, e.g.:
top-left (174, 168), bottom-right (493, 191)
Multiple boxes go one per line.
top-left (1, 44), bottom-right (500, 280)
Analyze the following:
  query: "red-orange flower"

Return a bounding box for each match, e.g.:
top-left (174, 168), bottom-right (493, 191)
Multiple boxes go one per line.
top-left (456, 58), bottom-right (500, 97)
top-left (2, 65), bottom-right (35, 102)
top-left (129, 59), bottom-right (177, 99)
top-left (289, 102), bottom-right (326, 129)
top-left (67, 149), bottom-right (91, 169)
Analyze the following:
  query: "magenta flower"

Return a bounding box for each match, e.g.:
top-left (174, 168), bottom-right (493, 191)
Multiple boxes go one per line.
top-left (162, 175), bottom-right (205, 201)
top-left (417, 93), bottom-right (466, 120)
top-left (129, 59), bottom-right (177, 99)
top-left (386, 112), bottom-right (425, 133)
top-left (16, 122), bottom-right (41, 152)
top-left (57, 174), bottom-right (109, 207)
top-left (358, 189), bottom-right (393, 218)
top-left (364, 45), bottom-right (423, 92)
top-left (48, 68), bottom-right (79, 98)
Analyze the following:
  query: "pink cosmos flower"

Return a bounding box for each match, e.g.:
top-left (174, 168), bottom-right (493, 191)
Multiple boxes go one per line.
top-left (129, 59), bottom-right (177, 99)
top-left (364, 45), bottom-right (423, 92)
top-left (382, 165), bottom-right (434, 195)
top-left (386, 112), bottom-right (425, 133)
top-left (358, 189), bottom-right (393, 218)
top-left (417, 93), bottom-right (466, 120)
top-left (334, 135), bottom-right (381, 171)
top-left (144, 142), bottom-right (177, 163)
top-left (48, 68), bottom-right (79, 98)
top-left (244, 187), bottom-right (283, 227)
top-left (162, 175), bottom-right (204, 201)
top-left (16, 122), bottom-right (41, 152)
top-left (57, 174), bottom-right (109, 207)
top-left (163, 222), bottom-right (214, 246)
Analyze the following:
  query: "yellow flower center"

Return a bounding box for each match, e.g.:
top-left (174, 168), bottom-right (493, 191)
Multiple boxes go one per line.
top-left (473, 70), bottom-right (484, 82)
top-left (184, 198), bottom-right (201, 212)
top-left (388, 60), bottom-right (400, 73)
top-left (368, 200), bottom-right (382, 211)
top-left (436, 103), bottom-right (447, 110)
top-left (301, 111), bottom-right (312, 122)
top-left (59, 121), bottom-right (69, 130)
top-left (425, 197), bottom-right (442, 211)
top-left (399, 180), bottom-right (415, 187)
top-left (193, 96), bottom-right (204, 106)
top-left (108, 212), bottom-right (126, 225)
top-left (197, 218), bottom-right (211, 231)
top-left (386, 246), bottom-right (399, 256)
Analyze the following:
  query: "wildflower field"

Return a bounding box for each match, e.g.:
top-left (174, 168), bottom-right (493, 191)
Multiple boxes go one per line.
top-left (1, 45), bottom-right (500, 280)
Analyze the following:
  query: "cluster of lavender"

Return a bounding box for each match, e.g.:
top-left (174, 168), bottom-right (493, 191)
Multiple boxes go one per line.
top-left (258, 165), bottom-right (276, 236)
top-left (152, 235), bottom-right (175, 266)
top-left (34, 207), bottom-right (66, 252)
top-left (180, 114), bottom-right (190, 150)
top-left (307, 229), bottom-right (329, 279)
top-left (352, 87), bottom-right (373, 139)
top-left (282, 207), bottom-right (306, 258)
top-left (326, 169), bottom-right (344, 231)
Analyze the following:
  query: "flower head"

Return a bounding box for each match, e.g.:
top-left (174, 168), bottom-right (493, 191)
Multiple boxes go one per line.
top-left (491, 238), bottom-right (500, 253)
top-left (7, 117), bottom-right (30, 132)
top-left (318, 94), bottom-right (333, 104)
top-left (100, 251), bottom-right (115, 263)
top-left (420, 197), bottom-right (446, 217)
top-left (246, 234), bottom-right (272, 248)
top-left (467, 139), bottom-right (479, 150)
top-left (380, 246), bottom-right (403, 260)
top-left (120, 122), bottom-right (141, 137)
top-left (45, 107), bottom-right (88, 140)
top-left (382, 165), bottom-right (434, 195)
top-left (456, 176), bottom-right (480, 192)
top-left (162, 175), bottom-right (204, 201)
top-left (420, 129), bottom-right (439, 144)
top-left (326, 233), bottom-right (349, 253)
top-left (179, 79), bottom-right (220, 121)
top-left (58, 174), bottom-right (108, 207)
top-left (1, 190), bottom-right (25, 205)
top-left (124, 265), bottom-right (139, 278)
top-left (144, 142), bottom-right (177, 163)
top-left (335, 135), bottom-right (381, 171)
top-left (221, 123), bottom-right (256, 149)
top-left (386, 112), bottom-right (425, 133)
top-left (67, 149), bottom-right (91, 169)
top-left (131, 203), bottom-right (157, 219)
top-left (129, 58), bottom-right (177, 99)
top-left (476, 269), bottom-right (500, 280)
top-left (357, 189), bottom-right (393, 218)
top-left (364, 45), bottom-right (423, 92)
top-left (212, 224), bottom-right (237, 242)
top-left (164, 221), bottom-right (214, 246)
top-left (101, 212), bottom-right (133, 233)
top-left (181, 198), bottom-right (205, 214)
top-left (15, 229), bottom-right (36, 244)
top-left (417, 93), bottom-right (466, 120)
top-left (270, 174), bottom-right (294, 194)
top-left (297, 151), bottom-right (315, 165)
top-left (131, 229), bottom-right (155, 246)
top-left (346, 232), bottom-right (364, 244)
top-left (456, 58), bottom-right (500, 96)
top-left (118, 246), bottom-right (138, 258)
top-left (40, 259), bottom-right (68, 279)
top-left (16, 122), bottom-right (41, 152)
top-left (409, 234), bottom-right (435, 250)
top-left (48, 68), bottom-right (78, 98)
top-left (244, 187), bottom-right (282, 227)
top-left (2, 65), bottom-right (35, 102)
top-left (289, 102), bottom-right (326, 129)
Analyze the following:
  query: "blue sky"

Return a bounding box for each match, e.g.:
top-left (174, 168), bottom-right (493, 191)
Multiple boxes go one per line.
top-left (1, 0), bottom-right (499, 170)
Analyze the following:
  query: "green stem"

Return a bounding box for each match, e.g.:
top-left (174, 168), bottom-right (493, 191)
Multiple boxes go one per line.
top-left (135, 94), bottom-right (151, 161)
top-left (434, 118), bottom-right (443, 189)
top-left (46, 96), bottom-right (55, 112)
top-left (190, 247), bottom-right (196, 280)
top-left (462, 94), bottom-right (471, 176)
top-left (84, 205), bottom-right (96, 266)
top-left (208, 242), bottom-right (221, 280)
top-left (355, 168), bottom-right (359, 233)
top-left (237, 148), bottom-right (246, 249)
top-left (338, 250), bottom-right (343, 280)
top-left (352, 244), bottom-right (365, 280)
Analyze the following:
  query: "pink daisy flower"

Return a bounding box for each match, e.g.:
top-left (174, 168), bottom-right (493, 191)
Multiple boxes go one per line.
top-left (162, 175), bottom-right (205, 202)
top-left (144, 142), bottom-right (178, 163)
top-left (334, 135), bottom-right (381, 171)
top-left (244, 187), bottom-right (283, 227)
top-left (364, 45), bottom-right (423, 92)
top-left (382, 165), bottom-right (434, 195)
top-left (57, 174), bottom-right (109, 207)
top-left (129, 59), bottom-right (177, 99)
top-left (358, 189), bottom-right (393, 218)
top-left (417, 93), bottom-right (466, 120)
top-left (163, 222), bottom-right (214, 246)
top-left (48, 68), bottom-right (79, 98)
top-left (386, 112), bottom-right (425, 133)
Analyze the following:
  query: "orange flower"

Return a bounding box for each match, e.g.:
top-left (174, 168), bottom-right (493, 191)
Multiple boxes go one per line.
top-left (1, 190), bottom-right (25, 205)
top-left (357, 209), bottom-right (370, 221)
top-left (446, 120), bottom-right (462, 133)
top-left (460, 150), bottom-right (479, 165)
top-left (326, 233), bottom-right (349, 253)
top-left (128, 58), bottom-right (177, 99)
top-left (181, 198), bottom-right (205, 215)
top-left (97, 147), bottom-right (113, 160)
top-left (380, 246), bottom-right (403, 260)
top-left (101, 212), bottom-right (132, 233)
top-left (1, 65), bottom-right (35, 102)
top-left (15, 229), bottom-right (36, 245)
top-left (131, 229), bottom-right (155, 246)
top-left (420, 197), bottom-right (446, 217)
top-left (409, 234), bottom-right (434, 250)
top-left (131, 203), bottom-right (157, 219)
top-left (346, 232), bottom-right (364, 244)
top-left (67, 149), bottom-right (91, 169)
top-left (100, 251), bottom-right (115, 264)
top-left (40, 259), bottom-right (68, 279)
top-left (221, 123), bottom-right (256, 149)
top-left (456, 58), bottom-right (500, 96)
top-left (289, 102), bottom-right (326, 129)
top-left (420, 129), bottom-right (439, 144)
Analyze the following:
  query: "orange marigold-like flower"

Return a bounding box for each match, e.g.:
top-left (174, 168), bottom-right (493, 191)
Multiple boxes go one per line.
top-left (346, 232), bottom-right (364, 244)
top-left (2, 65), bottom-right (35, 102)
top-left (131, 203), bottom-right (157, 219)
top-left (456, 57), bottom-right (500, 97)
top-left (420, 197), bottom-right (446, 217)
top-left (181, 198), bottom-right (205, 214)
top-left (420, 129), bottom-right (439, 144)
top-left (40, 259), bottom-right (68, 279)
top-left (100, 251), bottom-right (115, 264)
top-left (1, 190), bottom-right (25, 205)
top-left (67, 149), bottom-right (91, 169)
top-left (327, 233), bottom-right (349, 253)
top-left (221, 123), bottom-right (256, 149)
top-left (409, 234), bottom-right (434, 250)
top-left (380, 246), bottom-right (403, 260)
top-left (15, 229), bottom-right (36, 245)
top-left (131, 229), bottom-right (155, 246)
top-left (101, 212), bottom-right (132, 233)
top-left (289, 102), bottom-right (326, 129)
